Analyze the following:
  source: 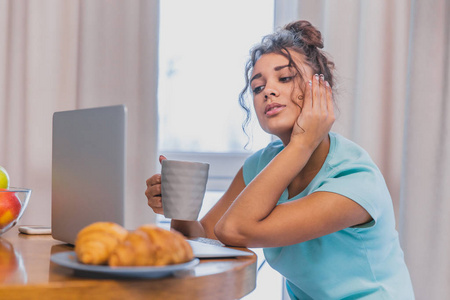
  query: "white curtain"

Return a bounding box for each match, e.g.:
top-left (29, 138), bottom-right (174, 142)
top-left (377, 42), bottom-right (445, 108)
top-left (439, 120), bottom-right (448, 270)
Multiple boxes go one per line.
top-left (0, 0), bottom-right (159, 229)
top-left (276, 0), bottom-right (450, 298)
top-left (400, 0), bottom-right (450, 299)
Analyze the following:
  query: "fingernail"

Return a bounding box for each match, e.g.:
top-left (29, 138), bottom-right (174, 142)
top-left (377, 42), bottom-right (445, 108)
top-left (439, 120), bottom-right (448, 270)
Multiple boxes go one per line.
top-left (320, 74), bottom-right (324, 81)
top-left (309, 80), bottom-right (312, 86)
top-left (326, 81), bottom-right (330, 87)
top-left (314, 74), bottom-right (319, 80)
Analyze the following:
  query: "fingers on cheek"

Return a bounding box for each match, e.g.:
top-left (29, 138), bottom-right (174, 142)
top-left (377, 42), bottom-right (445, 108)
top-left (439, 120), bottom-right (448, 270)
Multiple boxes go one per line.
top-left (306, 81), bottom-right (313, 101)
top-left (314, 77), bottom-right (323, 99)
top-left (312, 76), bottom-right (318, 91)
top-left (325, 80), bottom-right (331, 93)
top-left (326, 83), bottom-right (333, 105)
top-left (316, 75), bottom-right (326, 94)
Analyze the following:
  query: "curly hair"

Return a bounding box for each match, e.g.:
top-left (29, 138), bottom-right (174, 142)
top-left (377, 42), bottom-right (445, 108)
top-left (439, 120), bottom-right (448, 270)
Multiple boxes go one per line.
top-left (239, 20), bottom-right (335, 140)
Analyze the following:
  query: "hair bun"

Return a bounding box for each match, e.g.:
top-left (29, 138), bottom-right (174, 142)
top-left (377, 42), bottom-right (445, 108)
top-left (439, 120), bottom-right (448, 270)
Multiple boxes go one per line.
top-left (285, 20), bottom-right (324, 49)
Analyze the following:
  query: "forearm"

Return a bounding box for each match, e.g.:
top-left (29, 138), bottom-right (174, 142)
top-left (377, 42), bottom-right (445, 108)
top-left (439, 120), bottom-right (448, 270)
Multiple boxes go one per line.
top-left (216, 141), bottom-right (314, 245)
top-left (232, 141), bottom-right (312, 219)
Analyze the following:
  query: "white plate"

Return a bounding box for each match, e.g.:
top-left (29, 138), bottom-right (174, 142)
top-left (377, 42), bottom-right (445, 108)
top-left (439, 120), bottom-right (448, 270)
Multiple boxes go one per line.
top-left (51, 251), bottom-right (200, 278)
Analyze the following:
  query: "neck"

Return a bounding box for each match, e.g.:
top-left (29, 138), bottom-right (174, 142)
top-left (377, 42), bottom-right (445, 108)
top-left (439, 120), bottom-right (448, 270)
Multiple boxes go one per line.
top-left (280, 133), bottom-right (331, 173)
top-left (302, 135), bottom-right (330, 175)
top-left (285, 134), bottom-right (331, 198)
top-left (282, 133), bottom-right (330, 177)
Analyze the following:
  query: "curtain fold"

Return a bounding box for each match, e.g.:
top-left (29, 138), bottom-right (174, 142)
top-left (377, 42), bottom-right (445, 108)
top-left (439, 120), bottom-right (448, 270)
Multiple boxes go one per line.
top-left (400, 0), bottom-right (450, 298)
top-left (276, 0), bottom-right (450, 298)
top-left (0, 0), bottom-right (159, 229)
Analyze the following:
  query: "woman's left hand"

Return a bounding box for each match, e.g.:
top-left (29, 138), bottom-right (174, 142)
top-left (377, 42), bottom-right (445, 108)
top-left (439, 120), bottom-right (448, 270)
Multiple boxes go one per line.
top-left (291, 74), bottom-right (335, 150)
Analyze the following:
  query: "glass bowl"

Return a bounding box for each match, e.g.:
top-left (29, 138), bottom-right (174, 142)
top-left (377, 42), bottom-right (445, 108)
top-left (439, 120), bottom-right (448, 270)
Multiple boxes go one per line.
top-left (0, 188), bottom-right (31, 235)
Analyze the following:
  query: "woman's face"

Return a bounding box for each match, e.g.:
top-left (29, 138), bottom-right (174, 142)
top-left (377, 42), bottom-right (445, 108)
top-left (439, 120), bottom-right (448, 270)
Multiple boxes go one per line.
top-left (250, 52), bottom-right (313, 141)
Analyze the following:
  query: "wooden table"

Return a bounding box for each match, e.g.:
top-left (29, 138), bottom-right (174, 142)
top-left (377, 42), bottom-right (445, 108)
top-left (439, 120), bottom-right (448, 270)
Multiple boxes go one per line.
top-left (0, 229), bottom-right (257, 300)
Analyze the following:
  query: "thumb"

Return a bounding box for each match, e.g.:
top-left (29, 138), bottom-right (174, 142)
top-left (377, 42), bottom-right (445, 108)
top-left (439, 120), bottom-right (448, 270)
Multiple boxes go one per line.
top-left (159, 155), bottom-right (167, 164)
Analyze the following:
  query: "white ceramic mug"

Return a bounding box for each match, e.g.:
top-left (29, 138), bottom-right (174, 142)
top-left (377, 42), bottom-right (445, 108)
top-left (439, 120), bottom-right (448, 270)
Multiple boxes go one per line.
top-left (161, 160), bottom-right (210, 221)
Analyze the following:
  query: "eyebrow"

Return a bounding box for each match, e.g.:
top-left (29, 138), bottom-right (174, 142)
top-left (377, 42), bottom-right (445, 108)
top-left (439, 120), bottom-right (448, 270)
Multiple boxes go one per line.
top-left (250, 64), bottom-right (291, 84)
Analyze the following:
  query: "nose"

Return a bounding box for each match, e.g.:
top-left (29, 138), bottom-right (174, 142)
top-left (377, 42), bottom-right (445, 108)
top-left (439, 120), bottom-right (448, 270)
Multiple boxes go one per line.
top-left (263, 85), bottom-right (279, 101)
top-left (264, 92), bottom-right (276, 100)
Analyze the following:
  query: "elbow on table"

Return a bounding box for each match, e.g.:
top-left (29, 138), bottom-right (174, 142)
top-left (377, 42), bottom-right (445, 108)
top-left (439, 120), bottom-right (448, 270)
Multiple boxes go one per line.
top-left (214, 219), bottom-right (249, 247)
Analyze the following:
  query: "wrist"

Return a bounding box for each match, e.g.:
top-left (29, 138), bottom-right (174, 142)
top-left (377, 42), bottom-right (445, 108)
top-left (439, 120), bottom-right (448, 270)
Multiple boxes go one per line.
top-left (287, 136), bottom-right (317, 155)
top-left (171, 219), bottom-right (205, 238)
top-left (271, 140), bottom-right (314, 179)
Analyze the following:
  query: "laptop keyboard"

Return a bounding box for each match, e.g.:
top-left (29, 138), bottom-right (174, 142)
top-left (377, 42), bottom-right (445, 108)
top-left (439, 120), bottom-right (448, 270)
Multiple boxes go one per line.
top-left (191, 237), bottom-right (225, 247)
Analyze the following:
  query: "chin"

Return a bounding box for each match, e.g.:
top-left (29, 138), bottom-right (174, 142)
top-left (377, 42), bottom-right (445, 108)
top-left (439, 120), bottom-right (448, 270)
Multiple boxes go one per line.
top-left (261, 122), bottom-right (294, 137)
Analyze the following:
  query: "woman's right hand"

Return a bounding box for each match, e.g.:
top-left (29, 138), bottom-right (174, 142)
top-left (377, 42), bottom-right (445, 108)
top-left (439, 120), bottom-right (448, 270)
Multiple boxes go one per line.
top-left (291, 74), bottom-right (334, 150)
top-left (145, 155), bottom-right (167, 215)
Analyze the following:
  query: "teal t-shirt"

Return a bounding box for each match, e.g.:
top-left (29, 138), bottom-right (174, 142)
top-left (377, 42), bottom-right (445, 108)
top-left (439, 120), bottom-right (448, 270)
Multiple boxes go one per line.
top-left (243, 132), bottom-right (414, 300)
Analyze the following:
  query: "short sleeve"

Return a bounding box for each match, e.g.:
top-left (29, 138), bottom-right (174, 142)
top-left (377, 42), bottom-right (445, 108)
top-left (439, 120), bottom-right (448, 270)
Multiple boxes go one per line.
top-left (243, 151), bottom-right (260, 186)
top-left (243, 140), bottom-right (284, 186)
top-left (315, 164), bottom-right (389, 224)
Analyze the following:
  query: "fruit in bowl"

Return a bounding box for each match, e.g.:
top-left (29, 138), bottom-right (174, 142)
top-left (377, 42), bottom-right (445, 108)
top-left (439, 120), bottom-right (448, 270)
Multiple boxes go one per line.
top-left (0, 166), bottom-right (9, 189)
top-left (0, 188), bottom-right (31, 235)
top-left (0, 166), bottom-right (32, 235)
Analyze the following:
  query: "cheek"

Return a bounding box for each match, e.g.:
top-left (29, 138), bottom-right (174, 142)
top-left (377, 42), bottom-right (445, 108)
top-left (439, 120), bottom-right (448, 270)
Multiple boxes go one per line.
top-left (253, 97), bottom-right (264, 116)
top-left (291, 104), bottom-right (303, 125)
top-left (294, 86), bottom-right (306, 106)
top-left (296, 98), bottom-right (304, 110)
top-left (289, 97), bottom-right (303, 116)
top-left (293, 90), bottom-right (305, 115)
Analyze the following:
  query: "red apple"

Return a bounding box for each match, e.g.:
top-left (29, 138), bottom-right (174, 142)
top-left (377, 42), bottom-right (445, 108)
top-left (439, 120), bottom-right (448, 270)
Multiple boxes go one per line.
top-left (0, 189), bottom-right (22, 230)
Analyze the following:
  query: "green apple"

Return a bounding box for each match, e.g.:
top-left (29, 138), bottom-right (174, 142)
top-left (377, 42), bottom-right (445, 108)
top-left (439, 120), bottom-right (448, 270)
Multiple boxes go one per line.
top-left (0, 166), bottom-right (9, 189)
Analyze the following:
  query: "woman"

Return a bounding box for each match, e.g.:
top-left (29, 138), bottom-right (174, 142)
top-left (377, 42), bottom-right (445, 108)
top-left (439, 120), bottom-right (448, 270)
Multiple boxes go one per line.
top-left (146, 20), bottom-right (414, 299)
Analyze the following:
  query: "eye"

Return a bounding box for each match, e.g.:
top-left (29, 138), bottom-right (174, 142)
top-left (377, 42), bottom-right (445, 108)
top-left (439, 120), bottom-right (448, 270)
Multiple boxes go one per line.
top-left (280, 75), bottom-right (296, 83)
top-left (252, 85), bottom-right (265, 94)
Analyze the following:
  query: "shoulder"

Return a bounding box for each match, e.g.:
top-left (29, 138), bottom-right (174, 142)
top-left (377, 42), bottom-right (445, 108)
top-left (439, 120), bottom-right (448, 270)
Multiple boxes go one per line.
top-left (329, 132), bottom-right (371, 160)
top-left (316, 133), bottom-right (391, 223)
top-left (323, 132), bottom-right (387, 191)
top-left (327, 132), bottom-right (380, 174)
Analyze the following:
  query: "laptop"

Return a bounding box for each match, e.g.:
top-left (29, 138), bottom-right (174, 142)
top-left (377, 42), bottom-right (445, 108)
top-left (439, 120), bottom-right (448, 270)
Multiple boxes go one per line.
top-left (50, 104), bottom-right (252, 257)
top-left (188, 238), bottom-right (253, 258)
top-left (51, 105), bottom-right (127, 245)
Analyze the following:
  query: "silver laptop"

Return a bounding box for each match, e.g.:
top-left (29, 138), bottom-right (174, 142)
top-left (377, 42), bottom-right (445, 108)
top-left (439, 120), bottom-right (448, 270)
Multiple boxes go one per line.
top-left (51, 104), bottom-right (252, 257)
top-left (51, 105), bottom-right (127, 245)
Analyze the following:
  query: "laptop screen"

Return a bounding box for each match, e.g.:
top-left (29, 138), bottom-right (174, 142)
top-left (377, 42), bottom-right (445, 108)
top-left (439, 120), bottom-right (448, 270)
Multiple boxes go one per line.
top-left (51, 105), bottom-right (127, 245)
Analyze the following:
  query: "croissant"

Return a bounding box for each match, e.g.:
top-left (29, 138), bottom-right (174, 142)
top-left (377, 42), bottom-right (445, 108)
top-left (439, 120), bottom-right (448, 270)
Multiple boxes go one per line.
top-left (108, 225), bottom-right (193, 267)
top-left (74, 222), bottom-right (128, 265)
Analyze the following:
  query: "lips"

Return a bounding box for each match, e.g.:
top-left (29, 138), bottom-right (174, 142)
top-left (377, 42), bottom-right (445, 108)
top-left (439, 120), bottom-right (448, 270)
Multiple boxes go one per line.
top-left (264, 103), bottom-right (286, 116)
